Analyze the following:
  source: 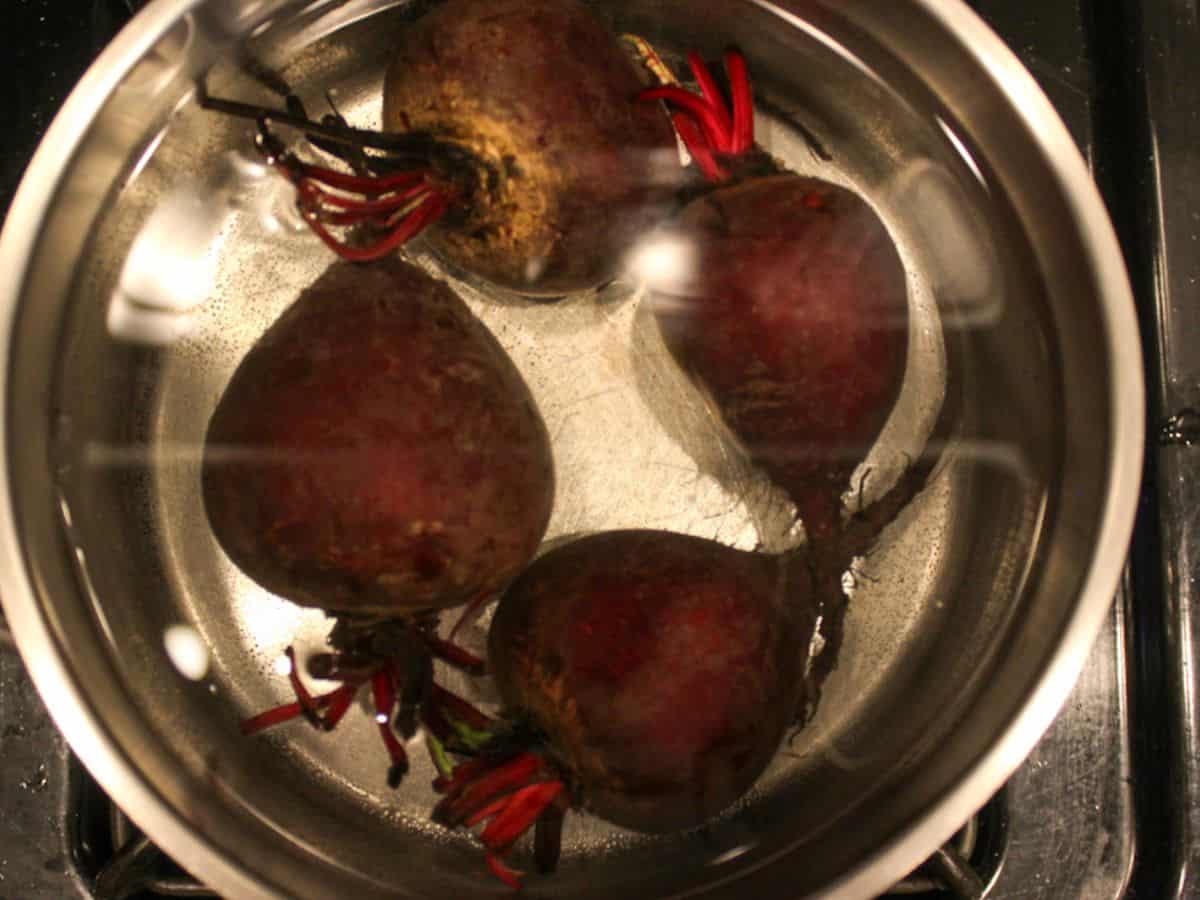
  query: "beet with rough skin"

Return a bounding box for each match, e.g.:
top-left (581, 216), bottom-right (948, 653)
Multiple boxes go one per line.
top-left (200, 0), bottom-right (678, 290)
top-left (638, 52), bottom-right (910, 544)
top-left (487, 529), bottom-right (805, 833)
top-left (202, 258), bottom-right (555, 615)
top-left (653, 174), bottom-right (909, 542)
top-left (428, 529), bottom-right (813, 887)
top-left (381, 0), bottom-right (678, 294)
top-left (430, 418), bottom-right (949, 886)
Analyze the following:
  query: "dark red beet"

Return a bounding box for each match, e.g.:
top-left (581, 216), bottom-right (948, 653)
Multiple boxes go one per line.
top-left (200, 0), bottom-right (677, 293)
top-left (206, 259), bottom-right (553, 783)
top-left (203, 258), bottom-right (554, 615)
top-left (381, 0), bottom-right (677, 294)
top-left (487, 530), bottom-right (804, 833)
top-left (640, 52), bottom-right (909, 543)
top-left (425, 529), bottom-right (813, 886)
top-left (431, 420), bottom-right (951, 885)
top-left (652, 175), bottom-right (908, 541)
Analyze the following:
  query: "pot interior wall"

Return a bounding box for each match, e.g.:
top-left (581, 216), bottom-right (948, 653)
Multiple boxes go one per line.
top-left (4, 1), bottom-right (1115, 897)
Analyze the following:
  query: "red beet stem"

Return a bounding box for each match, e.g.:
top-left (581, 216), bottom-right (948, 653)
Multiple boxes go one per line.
top-left (687, 52), bottom-right (733, 144)
top-left (371, 669), bottom-right (397, 726)
top-left (480, 782), bottom-right (565, 853)
top-left (267, 138), bottom-right (450, 256)
top-left (303, 191), bottom-right (448, 262)
top-left (303, 180), bottom-right (432, 217)
top-left (371, 670), bottom-right (409, 787)
top-left (639, 47), bottom-right (759, 181)
top-left (638, 91), bottom-right (728, 181)
top-left (486, 853), bottom-right (524, 890)
top-left (284, 647), bottom-right (324, 728)
top-left (725, 49), bottom-right (755, 153)
top-left (320, 682), bottom-right (361, 729)
top-left (240, 701), bottom-right (305, 735)
top-left (430, 683), bottom-right (495, 731)
top-left (624, 34), bottom-right (725, 175)
top-left (639, 86), bottom-right (731, 155)
top-left (297, 184), bottom-right (432, 230)
top-left (422, 633), bottom-right (487, 675)
top-left (434, 756), bottom-right (494, 797)
top-left (381, 192), bottom-right (440, 230)
top-left (240, 683), bottom-right (350, 735)
top-left (464, 793), bottom-right (513, 828)
top-left (295, 163), bottom-right (429, 195)
top-left (433, 752), bottom-right (543, 826)
top-left (448, 591), bottom-right (489, 642)
top-left (674, 113), bottom-right (728, 182)
top-left (321, 209), bottom-right (407, 229)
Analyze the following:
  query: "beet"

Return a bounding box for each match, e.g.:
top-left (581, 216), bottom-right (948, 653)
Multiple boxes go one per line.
top-left (206, 260), bottom-right (554, 785)
top-left (203, 258), bottom-right (554, 614)
top-left (426, 530), bottom-right (818, 886)
top-left (653, 175), bottom-right (908, 541)
top-left (639, 52), bottom-right (910, 543)
top-left (489, 530), bottom-right (805, 833)
top-left (200, 0), bottom-right (677, 294)
top-left (381, 0), bottom-right (678, 294)
top-left (428, 397), bottom-right (951, 885)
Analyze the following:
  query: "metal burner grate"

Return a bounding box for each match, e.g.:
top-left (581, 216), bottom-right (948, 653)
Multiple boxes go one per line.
top-left (883, 797), bottom-right (1006, 900)
top-left (71, 758), bottom-right (216, 900)
top-left (93, 807), bottom-right (218, 899)
top-left (78, 772), bottom-right (1004, 900)
top-left (887, 817), bottom-right (983, 897)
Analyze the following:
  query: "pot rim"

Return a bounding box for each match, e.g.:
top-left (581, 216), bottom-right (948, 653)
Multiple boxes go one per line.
top-left (0, 1), bottom-right (1144, 898)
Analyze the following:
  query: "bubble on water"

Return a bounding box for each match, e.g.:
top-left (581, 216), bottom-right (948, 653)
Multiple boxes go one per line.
top-left (164, 623), bottom-right (210, 681)
top-left (625, 232), bottom-right (696, 296)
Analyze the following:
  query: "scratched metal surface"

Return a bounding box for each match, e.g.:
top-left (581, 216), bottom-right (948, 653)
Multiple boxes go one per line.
top-left (1105, 0), bottom-right (1200, 896)
top-left (0, 649), bottom-right (92, 900)
top-left (982, 587), bottom-right (1134, 900)
top-left (951, 3), bottom-right (1138, 897)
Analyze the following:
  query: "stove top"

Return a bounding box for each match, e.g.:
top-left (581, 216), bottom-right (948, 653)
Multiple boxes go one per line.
top-left (0, 1), bottom-right (1192, 898)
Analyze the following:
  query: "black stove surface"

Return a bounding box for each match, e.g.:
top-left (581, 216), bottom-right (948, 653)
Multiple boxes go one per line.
top-left (0, 1), bottom-right (1192, 898)
top-left (1, 0), bottom-right (135, 213)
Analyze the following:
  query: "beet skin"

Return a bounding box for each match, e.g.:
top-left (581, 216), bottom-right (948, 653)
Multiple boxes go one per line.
top-left (383, 0), bottom-right (677, 295)
top-left (651, 175), bottom-right (910, 541)
top-left (202, 259), bottom-right (554, 615)
top-left (488, 530), bottom-right (807, 833)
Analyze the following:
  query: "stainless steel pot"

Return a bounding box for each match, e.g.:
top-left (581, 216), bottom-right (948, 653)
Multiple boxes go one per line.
top-left (0, 0), bottom-right (1143, 897)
